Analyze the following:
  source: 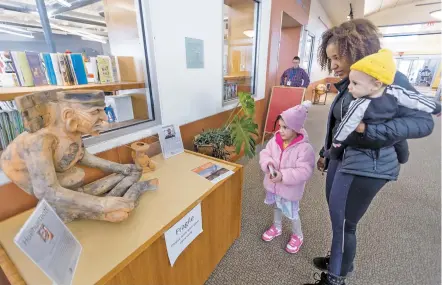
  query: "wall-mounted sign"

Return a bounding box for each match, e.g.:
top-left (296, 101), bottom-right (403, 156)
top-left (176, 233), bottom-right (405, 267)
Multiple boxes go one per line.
top-left (185, 37), bottom-right (205, 69)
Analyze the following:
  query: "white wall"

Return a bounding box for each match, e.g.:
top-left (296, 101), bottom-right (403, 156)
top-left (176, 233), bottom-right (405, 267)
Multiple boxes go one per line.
top-left (146, 0), bottom-right (271, 126)
top-left (305, 0), bottom-right (332, 82)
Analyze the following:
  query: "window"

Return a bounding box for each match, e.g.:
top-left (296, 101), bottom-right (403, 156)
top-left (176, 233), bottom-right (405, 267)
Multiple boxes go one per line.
top-left (299, 27), bottom-right (314, 76)
top-left (223, 0), bottom-right (260, 103)
top-left (0, 0), bottom-right (158, 148)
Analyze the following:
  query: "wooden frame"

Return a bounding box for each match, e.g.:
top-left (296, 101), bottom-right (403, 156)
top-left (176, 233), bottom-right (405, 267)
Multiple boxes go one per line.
top-left (261, 86), bottom-right (306, 144)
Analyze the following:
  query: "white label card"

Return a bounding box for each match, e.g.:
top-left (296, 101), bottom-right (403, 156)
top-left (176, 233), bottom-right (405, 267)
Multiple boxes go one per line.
top-left (164, 203), bottom-right (203, 266)
top-left (158, 124), bottom-right (185, 159)
top-left (14, 199), bottom-right (82, 285)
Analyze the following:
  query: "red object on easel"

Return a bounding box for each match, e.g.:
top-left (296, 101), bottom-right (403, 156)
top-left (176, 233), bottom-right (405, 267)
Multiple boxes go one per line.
top-left (262, 86), bottom-right (305, 143)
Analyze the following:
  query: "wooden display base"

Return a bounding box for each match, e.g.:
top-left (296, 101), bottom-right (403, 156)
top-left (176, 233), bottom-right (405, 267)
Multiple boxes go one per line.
top-left (0, 151), bottom-right (243, 285)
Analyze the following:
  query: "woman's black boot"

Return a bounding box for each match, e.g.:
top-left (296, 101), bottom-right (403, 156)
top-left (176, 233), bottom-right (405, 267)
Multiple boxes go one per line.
top-left (304, 272), bottom-right (346, 285)
top-left (313, 253), bottom-right (354, 275)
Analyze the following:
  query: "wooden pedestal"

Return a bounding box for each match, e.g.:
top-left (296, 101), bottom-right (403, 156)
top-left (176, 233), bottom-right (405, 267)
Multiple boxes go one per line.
top-left (0, 151), bottom-right (243, 285)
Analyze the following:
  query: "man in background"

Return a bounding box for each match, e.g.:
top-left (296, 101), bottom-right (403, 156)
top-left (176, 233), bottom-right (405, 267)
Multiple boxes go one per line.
top-left (280, 56), bottom-right (310, 88)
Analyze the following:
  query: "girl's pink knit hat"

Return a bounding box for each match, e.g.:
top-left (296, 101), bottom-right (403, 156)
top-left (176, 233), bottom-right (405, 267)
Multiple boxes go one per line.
top-left (280, 100), bottom-right (312, 132)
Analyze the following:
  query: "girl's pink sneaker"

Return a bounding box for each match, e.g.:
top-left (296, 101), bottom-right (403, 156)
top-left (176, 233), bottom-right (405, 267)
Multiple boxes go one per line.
top-left (286, 234), bottom-right (303, 254)
top-left (262, 225), bottom-right (282, 241)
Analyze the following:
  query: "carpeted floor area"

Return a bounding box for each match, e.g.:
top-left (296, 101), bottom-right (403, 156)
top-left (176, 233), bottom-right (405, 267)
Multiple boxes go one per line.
top-left (205, 98), bottom-right (441, 285)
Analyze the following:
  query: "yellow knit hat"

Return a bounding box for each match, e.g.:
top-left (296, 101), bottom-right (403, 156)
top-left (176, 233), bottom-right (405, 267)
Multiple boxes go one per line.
top-left (350, 49), bottom-right (396, 85)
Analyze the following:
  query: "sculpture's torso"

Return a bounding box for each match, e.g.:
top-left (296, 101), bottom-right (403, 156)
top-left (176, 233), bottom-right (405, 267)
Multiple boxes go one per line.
top-left (1, 129), bottom-right (85, 194)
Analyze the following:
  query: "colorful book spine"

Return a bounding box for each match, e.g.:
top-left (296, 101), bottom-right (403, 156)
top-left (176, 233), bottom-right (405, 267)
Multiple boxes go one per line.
top-left (66, 54), bottom-right (78, 85)
top-left (0, 101), bottom-right (25, 150)
top-left (0, 51), bottom-right (20, 87)
top-left (110, 56), bottom-right (120, 83)
top-left (69, 54), bottom-right (88, 85)
top-left (85, 57), bottom-right (99, 83)
top-left (97, 56), bottom-right (113, 84)
top-left (57, 53), bottom-right (71, 86)
top-left (42, 53), bottom-right (57, 85)
top-left (25, 51), bottom-right (48, 86)
top-left (50, 53), bottom-right (63, 86)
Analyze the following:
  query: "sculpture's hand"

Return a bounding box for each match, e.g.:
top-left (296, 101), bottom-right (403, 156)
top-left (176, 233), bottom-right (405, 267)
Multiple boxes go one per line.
top-left (118, 164), bottom-right (142, 176)
top-left (104, 210), bottom-right (130, 222)
top-left (101, 196), bottom-right (134, 213)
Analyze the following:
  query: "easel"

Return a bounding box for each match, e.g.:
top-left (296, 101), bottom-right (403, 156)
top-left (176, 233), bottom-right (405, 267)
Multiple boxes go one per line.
top-left (262, 86), bottom-right (305, 144)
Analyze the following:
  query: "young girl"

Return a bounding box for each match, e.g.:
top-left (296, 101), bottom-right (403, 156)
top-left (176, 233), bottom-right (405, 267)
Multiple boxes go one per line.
top-left (259, 101), bottom-right (315, 254)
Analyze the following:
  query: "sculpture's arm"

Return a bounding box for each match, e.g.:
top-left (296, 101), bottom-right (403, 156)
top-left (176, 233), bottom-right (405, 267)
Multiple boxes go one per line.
top-left (25, 135), bottom-right (134, 215)
top-left (79, 150), bottom-right (141, 175)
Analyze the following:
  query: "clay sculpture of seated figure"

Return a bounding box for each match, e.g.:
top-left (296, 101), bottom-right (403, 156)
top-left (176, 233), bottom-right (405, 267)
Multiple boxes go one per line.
top-left (0, 90), bottom-right (158, 223)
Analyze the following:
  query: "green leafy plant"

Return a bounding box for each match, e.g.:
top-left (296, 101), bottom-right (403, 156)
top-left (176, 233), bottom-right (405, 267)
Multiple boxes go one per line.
top-left (194, 128), bottom-right (232, 160)
top-left (194, 92), bottom-right (258, 160)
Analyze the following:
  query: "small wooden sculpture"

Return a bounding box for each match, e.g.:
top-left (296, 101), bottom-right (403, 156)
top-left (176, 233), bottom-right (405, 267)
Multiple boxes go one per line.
top-left (0, 90), bottom-right (158, 223)
top-left (130, 141), bottom-right (156, 173)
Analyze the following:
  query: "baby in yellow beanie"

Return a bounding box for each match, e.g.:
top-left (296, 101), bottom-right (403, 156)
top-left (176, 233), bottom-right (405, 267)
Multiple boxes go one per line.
top-left (330, 49), bottom-right (441, 160)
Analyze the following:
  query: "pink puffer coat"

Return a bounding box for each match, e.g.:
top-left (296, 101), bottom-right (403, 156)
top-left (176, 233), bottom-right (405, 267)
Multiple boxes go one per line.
top-left (259, 129), bottom-right (315, 202)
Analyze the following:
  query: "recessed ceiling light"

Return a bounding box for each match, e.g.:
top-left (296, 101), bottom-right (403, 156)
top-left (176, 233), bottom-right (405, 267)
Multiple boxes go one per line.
top-left (430, 10), bottom-right (442, 20)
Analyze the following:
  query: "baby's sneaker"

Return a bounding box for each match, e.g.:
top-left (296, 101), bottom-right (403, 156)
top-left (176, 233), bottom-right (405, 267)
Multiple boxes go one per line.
top-left (286, 234), bottom-right (303, 254)
top-left (261, 225), bottom-right (282, 242)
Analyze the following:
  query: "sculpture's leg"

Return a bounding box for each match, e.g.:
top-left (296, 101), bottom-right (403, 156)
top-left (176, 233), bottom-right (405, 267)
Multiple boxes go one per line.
top-left (80, 173), bottom-right (125, 196)
top-left (123, 178), bottom-right (159, 205)
top-left (106, 171), bottom-right (142, 197)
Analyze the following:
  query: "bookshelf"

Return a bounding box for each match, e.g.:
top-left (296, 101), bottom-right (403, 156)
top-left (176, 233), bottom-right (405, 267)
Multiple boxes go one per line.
top-left (0, 82), bottom-right (146, 101)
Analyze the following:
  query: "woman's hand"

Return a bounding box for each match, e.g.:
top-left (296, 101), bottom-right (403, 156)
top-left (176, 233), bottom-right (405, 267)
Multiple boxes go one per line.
top-left (270, 170), bottom-right (282, 183)
top-left (356, 122), bottom-right (366, 133)
top-left (317, 157), bottom-right (325, 171)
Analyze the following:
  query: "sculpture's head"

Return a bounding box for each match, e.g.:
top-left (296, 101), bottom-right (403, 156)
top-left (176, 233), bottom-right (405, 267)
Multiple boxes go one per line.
top-left (58, 90), bottom-right (108, 136)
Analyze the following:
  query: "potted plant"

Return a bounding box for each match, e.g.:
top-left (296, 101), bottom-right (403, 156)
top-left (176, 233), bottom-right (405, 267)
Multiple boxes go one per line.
top-left (194, 92), bottom-right (258, 160)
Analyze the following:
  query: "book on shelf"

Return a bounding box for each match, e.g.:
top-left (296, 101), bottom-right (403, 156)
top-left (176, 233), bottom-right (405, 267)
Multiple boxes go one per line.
top-left (57, 53), bottom-right (70, 86)
top-left (39, 53), bottom-right (52, 85)
top-left (85, 57), bottom-right (99, 83)
top-left (25, 51), bottom-right (48, 86)
top-left (66, 54), bottom-right (78, 85)
top-left (11, 51), bottom-right (34, 87)
top-left (42, 53), bottom-right (57, 85)
top-left (97, 56), bottom-right (114, 84)
top-left (117, 56), bottom-right (138, 82)
top-left (69, 54), bottom-right (88, 85)
top-left (110, 56), bottom-right (120, 83)
top-left (0, 100), bottom-right (25, 151)
top-left (50, 53), bottom-right (63, 86)
top-left (0, 51), bottom-right (20, 87)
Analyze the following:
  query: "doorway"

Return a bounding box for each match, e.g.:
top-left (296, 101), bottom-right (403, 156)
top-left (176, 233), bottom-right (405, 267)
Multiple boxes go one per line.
top-left (276, 12), bottom-right (302, 85)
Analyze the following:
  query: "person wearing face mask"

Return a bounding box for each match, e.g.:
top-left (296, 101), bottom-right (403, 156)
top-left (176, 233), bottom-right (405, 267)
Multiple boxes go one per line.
top-left (304, 19), bottom-right (435, 285)
top-left (280, 56), bottom-right (310, 88)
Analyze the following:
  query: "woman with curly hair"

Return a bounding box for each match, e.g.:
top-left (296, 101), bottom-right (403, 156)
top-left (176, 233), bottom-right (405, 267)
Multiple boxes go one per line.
top-left (304, 19), bottom-right (434, 285)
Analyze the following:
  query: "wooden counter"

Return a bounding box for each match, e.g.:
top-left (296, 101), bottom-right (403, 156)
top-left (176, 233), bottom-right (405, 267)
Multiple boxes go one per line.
top-left (0, 82), bottom-right (146, 101)
top-left (0, 151), bottom-right (243, 285)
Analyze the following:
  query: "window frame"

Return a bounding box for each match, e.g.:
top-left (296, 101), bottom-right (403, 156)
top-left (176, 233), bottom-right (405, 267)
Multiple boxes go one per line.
top-left (299, 26), bottom-right (315, 76)
top-left (83, 0), bottom-right (162, 150)
top-left (222, 0), bottom-right (261, 105)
